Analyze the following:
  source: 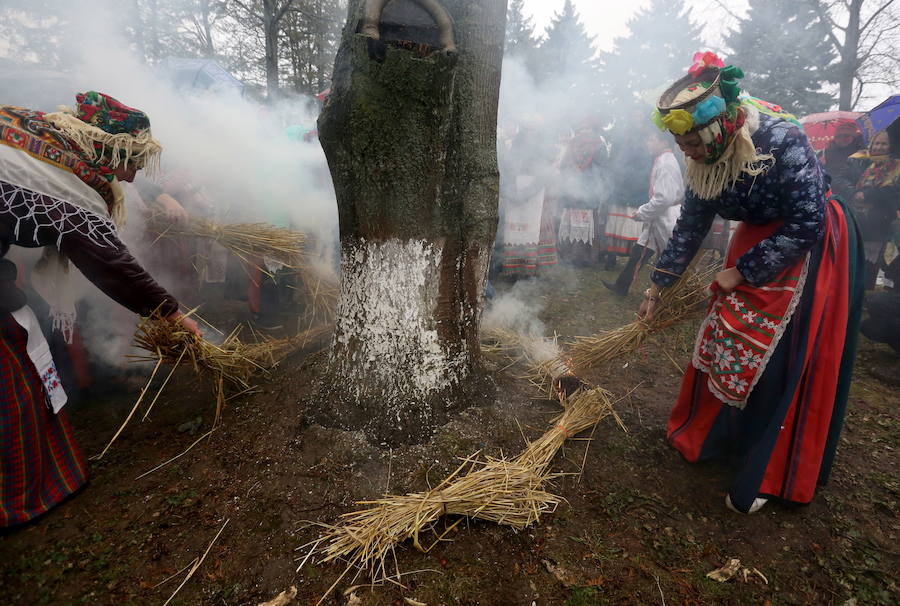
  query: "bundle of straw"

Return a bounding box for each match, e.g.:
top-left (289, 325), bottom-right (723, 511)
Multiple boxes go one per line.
top-left (95, 314), bottom-right (269, 459)
top-left (148, 214), bottom-right (306, 270)
top-left (132, 315), bottom-right (264, 394)
top-left (295, 268), bottom-right (340, 326)
top-left (305, 386), bottom-right (618, 600)
top-left (566, 256), bottom-right (718, 371)
top-left (243, 322), bottom-right (334, 367)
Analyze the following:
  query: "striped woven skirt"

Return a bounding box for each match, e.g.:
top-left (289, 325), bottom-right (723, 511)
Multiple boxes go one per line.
top-left (666, 198), bottom-right (864, 512)
top-left (1, 312), bottom-right (86, 527)
top-left (603, 204), bottom-right (641, 255)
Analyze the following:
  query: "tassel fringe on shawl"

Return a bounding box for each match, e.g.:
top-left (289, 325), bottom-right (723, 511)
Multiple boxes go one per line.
top-left (44, 110), bottom-right (162, 178)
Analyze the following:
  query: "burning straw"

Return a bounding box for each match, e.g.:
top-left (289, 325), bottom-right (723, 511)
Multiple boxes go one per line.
top-left (566, 255), bottom-right (718, 372)
top-left (148, 213), bottom-right (306, 270)
top-left (148, 213), bottom-right (340, 324)
top-left (303, 259), bottom-right (714, 597)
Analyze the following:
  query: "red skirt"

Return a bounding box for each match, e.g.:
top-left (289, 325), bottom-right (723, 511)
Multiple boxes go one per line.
top-left (666, 200), bottom-right (862, 511)
top-left (1, 312), bottom-right (86, 527)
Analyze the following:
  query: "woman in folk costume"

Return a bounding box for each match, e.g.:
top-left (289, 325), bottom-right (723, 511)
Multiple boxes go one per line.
top-left (499, 123), bottom-right (558, 278)
top-left (603, 131), bottom-right (683, 295)
top-left (850, 129), bottom-right (900, 288)
top-left (557, 117), bottom-right (609, 266)
top-left (0, 92), bottom-right (199, 528)
top-left (640, 53), bottom-right (864, 514)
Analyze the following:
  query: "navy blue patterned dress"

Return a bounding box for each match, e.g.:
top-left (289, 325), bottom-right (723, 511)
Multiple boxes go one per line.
top-left (652, 114), bottom-right (827, 287)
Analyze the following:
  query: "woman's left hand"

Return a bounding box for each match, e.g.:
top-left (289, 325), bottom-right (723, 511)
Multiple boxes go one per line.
top-left (715, 267), bottom-right (746, 293)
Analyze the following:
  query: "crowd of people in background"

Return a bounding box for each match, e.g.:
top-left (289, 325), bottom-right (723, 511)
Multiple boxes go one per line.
top-left (491, 101), bottom-right (899, 361)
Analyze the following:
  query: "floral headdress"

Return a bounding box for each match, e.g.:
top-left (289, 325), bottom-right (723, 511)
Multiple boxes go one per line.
top-left (651, 52), bottom-right (775, 199)
top-left (651, 52), bottom-right (744, 139)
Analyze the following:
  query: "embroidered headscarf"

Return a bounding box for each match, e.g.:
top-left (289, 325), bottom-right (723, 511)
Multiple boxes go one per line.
top-left (44, 91), bottom-right (162, 178)
top-left (42, 92), bottom-right (163, 226)
top-left (651, 52), bottom-right (777, 200)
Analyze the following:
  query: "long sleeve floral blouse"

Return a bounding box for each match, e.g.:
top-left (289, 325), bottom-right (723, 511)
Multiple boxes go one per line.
top-left (651, 114), bottom-right (827, 287)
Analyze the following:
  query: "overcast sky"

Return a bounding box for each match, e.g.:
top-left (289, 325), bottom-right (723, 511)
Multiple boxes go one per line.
top-left (520, 0), bottom-right (896, 110)
top-left (521, 0), bottom-right (750, 53)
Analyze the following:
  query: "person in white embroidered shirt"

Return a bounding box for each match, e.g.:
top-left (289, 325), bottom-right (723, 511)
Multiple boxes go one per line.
top-left (603, 132), bottom-right (684, 295)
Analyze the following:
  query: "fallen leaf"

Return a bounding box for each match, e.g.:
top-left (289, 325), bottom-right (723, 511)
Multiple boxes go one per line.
top-left (346, 592), bottom-right (363, 606)
top-left (706, 558), bottom-right (768, 585)
top-left (706, 558), bottom-right (742, 582)
top-left (257, 585), bottom-right (298, 606)
top-left (542, 559), bottom-right (579, 587)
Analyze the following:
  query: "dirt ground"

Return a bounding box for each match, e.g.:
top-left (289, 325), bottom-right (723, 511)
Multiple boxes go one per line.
top-left (1, 263), bottom-right (898, 606)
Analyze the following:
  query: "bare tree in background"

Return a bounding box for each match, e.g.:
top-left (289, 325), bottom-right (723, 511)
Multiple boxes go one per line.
top-left (316, 0), bottom-right (506, 444)
top-left (232, 0), bottom-right (297, 98)
top-left (806, 0), bottom-right (899, 109)
top-left (281, 0), bottom-right (344, 94)
top-left (182, 0), bottom-right (229, 58)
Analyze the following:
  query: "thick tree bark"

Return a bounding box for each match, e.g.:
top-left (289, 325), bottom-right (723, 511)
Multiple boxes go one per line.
top-left (316, 0), bottom-right (506, 444)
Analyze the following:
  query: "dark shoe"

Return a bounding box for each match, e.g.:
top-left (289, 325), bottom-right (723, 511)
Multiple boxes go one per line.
top-left (252, 313), bottom-right (284, 331)
top-left (603, 256), bottom-right (617, 270)
top-left (601, 279), bottom-right (627, 297)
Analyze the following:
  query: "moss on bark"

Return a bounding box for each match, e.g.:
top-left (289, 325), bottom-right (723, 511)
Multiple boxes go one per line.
top-left (315, 0), bottom-right (506, 445)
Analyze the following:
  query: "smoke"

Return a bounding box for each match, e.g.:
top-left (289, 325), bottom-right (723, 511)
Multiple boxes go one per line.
top-left (1, 0), bottom-right (339, 368)
top-left (482, 280), bottom-right (560, 364)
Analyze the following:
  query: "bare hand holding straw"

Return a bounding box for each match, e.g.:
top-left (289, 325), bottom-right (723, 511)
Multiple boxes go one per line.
top-left (639, 286), bottom-right (661, 322)
top-left (167, 309), bottom-right (202, 337)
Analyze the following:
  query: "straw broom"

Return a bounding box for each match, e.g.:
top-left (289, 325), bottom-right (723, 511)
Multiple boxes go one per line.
top-left (94, 313), bottom-right (334, 461)
top-left (566, 254), bottom-right (718, 372)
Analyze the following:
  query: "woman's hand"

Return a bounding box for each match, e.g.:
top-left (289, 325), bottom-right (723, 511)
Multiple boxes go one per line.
top-left (715, 267), bottom-right (745, 293)
top-left (155, 194), bottom-right (190, 224)
top-left (166, 310), bottom-right (202, 337)
top-left (638, 286), bottom-right (660, 322)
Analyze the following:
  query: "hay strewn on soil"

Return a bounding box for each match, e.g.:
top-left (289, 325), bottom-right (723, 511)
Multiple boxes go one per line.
top-left (306, 259), bottom-right (717, 598)
top-left (307, 386), bottom-right (617, 600)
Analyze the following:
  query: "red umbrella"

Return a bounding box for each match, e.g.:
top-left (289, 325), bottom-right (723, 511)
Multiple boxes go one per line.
top-left (799, 111), bottom-right (863, 152)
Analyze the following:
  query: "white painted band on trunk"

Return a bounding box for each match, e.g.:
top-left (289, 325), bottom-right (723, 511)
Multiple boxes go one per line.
top-left (332, 237), bottom-right (466, 402)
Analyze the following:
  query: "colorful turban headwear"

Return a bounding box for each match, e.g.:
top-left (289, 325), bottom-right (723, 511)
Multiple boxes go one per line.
top-left (650, 52), bottom-right (780, 200)
top-left (44, 91), bottom-right (162, 176)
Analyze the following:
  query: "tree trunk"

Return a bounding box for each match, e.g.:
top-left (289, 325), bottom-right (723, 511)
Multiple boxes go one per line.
top-left (837, 0), bottom-right (863, 110)
top-left (201, 0), bottom-right (216, 57)
top-left (316, 0), bottom-right (506, 445)
top-left (264, 0), bottom-right (282, 100)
